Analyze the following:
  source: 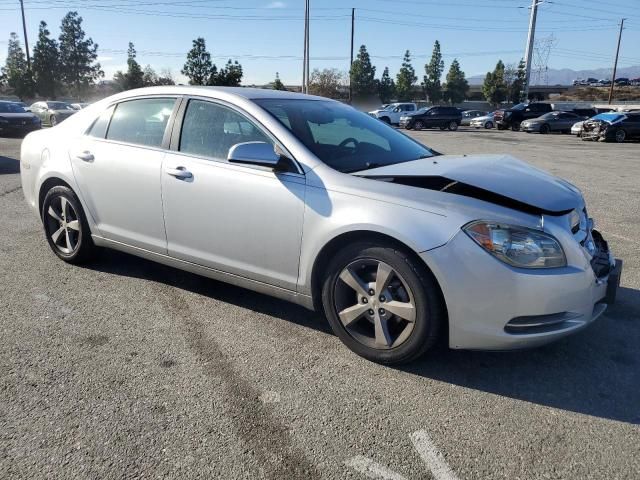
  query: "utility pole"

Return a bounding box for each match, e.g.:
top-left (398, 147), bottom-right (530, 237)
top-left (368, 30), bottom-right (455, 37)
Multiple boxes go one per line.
top-left (305, 0), bottom-right (310, 94)
top-left (19, 0), bottom-right (31, 70)
top-left (349, 8), bottom-right (355, 103)
top-left (522, 0), bottom-right (541, 102)
top-left (608, 18), bottom-right (626, 105)
top-left (302, 0), bottom-right (308, 93)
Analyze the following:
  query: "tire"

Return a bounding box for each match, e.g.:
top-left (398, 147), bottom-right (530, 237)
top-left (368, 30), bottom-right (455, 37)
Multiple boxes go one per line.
top-left (49, 115), bottom-right (58, 127)
top-left (380, 116), bottom-right (391, 124)
top-left (511, 122), bottom-right (520, 132)
top-left (321, 242), bottom-right (444, 364)
top-left (448, 121), bottom-right (458, 131)
top-left (485, 121), bottom-right (493, 129)
top-left (614, 129), bottom-right (626, 143)
top-left (539, 124), bottom-right (550, 134)
top-left (497, 124), bottom-right (505, 130)
top-left (413, 120), bottom-right (424, 130)
top-left (42, 185), bottom-right (97, 264)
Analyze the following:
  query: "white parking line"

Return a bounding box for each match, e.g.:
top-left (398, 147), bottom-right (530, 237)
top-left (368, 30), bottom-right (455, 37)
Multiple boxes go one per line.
top-left (410, 430), bottom-right (461, 480)
top-left (344, 455), bottom-right (408, 480)
top-left (345, 430), bottom-right (461, 480)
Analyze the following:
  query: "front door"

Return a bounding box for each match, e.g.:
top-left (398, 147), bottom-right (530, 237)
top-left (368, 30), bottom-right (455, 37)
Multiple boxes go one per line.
top-left (161, 99), bottom-right (305, 290)
top-left (69, 97), bottom-right (177, 253)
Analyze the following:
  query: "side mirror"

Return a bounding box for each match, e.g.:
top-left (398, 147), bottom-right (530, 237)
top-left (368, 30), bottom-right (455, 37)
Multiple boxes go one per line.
top-left (227, 141), bottom-right (287, 171)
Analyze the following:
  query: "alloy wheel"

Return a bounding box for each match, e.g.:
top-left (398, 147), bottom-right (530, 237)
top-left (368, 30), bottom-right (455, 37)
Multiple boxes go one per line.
top-left (50, 115), bottom-right (58, 126)
top-left (449, 121), bottom-right (458, 131)
top-left (414, 120), bottom-right (424, 130)
top-left (333, 259), bottom-right (416, 350)
top-left (615, 129), bottom-right (626, 143)
top-left (45, 195), bottom-right (80, 254)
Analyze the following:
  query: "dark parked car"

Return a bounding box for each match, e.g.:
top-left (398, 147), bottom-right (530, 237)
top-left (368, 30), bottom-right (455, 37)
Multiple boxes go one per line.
top-left (29, 101), bottom-right (77, 126)
top-left (494, 102), bottom-right (553, 131)
top-left (0, 100), bottom-right (41, 136)
top-left (520, 111), bottom-right (585, 134)
top-left (581, 112), bottom-right (640, 143)
top-left (399, 106), bottom-right (462, 131)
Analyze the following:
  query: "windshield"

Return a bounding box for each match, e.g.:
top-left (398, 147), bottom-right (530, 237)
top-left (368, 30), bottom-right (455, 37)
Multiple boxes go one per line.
top-left (511, 103), bottom-right (528, 111)
top-left (592, 113), bottom-right (624, 123)
top-left (255, 99), bottom-right (435, 173)
top-left (0, 102), bottom-right (28, 113)
top-left (47, 102), bottom-right (73, 110)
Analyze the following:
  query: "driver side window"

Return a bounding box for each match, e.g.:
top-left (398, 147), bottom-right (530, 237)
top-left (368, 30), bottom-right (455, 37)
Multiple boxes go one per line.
top-left (179, 99), bottom-right (273, 161)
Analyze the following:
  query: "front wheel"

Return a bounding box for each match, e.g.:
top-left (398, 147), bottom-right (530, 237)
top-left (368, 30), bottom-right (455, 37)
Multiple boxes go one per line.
top-left (49, 115), bottom-right (58, 127)
top-left (614, 129), bottom-right (626, 143)
top-left (321, 242), bottom-right (444, 364)
top-left (511, 122), bottom-right (521, 131)
top-left (485, 121), bottom-right (493, 129)
top-left (42, 186), bottom-right (97, 264)
top-left (448, 121), bottom-right (458, 131)
top-left (413, 120), bottom-right (424, 130)
top-left (539, 124), bottom-right (550, 134)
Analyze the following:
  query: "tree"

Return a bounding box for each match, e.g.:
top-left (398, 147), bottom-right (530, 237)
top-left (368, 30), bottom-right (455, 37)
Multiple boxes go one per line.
top-left (443, 59), bottom-right (468, 105)
top-left (350, 44), bottom-right (377, 99)
top-left (308, 68), bottom-right (346, 99)
top-left (124, 42), bottom-right (144, 89)
top-left (272, 72), bottom-right (286, 90)
top-left (377, 66), bottom-right (395, 104)
top-left (155, 68), bottom-right (176, 86)
top-left (182, 37), bottom-right (212, 85)
top-left (395, 50), bottom-right (417, 102)
top-left (505, 59), bottom-right (526, 103)
top-left (142, 65), bottom-right (158, 86)
top-left (211, 59), bottom-right (243, 86)
top-left (32, 22), bottom-right (59, 98)
top-left (423, 40), bottom-right (444, 103)
top-left (1, 32), bottom-right (33, 99)
top-left (482, 60), bottom-right (507, 106)
top-left (58, 11), bottom-right (103, 97)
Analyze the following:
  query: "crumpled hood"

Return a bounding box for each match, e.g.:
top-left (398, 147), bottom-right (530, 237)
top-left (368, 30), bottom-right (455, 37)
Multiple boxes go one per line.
top-left (355, 154), bottom-right (583, 214)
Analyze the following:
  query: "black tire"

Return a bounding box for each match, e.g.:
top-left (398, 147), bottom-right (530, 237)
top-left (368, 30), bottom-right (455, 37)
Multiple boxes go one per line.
top-left (413, 120), bottom-right (424, 130)
top-left (448, 121), bottom-right (458, 131)
top-left (321, 242), bottom-right (444, 365)
top-left (49, 115), bottom-right (58, 127)
top-left (485, 121), bottom-right (493, 129)
top-left (380, 116), bottom-right (391, 124)
top-left (42, 185), bottom-right (97, 264)
top-left (511, 122), bottom-right (521, 131)
top-left (614, 129), bottom-right (626, 143)
top-left (539, 123), bottom-right (550, 134)
top-left (497, 124), bottom-right (505, 130)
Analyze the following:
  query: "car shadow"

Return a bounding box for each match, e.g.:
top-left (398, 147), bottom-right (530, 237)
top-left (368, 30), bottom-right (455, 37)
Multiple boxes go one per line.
top-left (0, 155), bottom-right (20, 175)
top-left (86, 249), bottom-right (639, 424)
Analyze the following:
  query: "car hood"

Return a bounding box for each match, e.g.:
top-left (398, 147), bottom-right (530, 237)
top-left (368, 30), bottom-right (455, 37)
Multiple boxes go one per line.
top-left (354, 154), bottom-right (582, 215)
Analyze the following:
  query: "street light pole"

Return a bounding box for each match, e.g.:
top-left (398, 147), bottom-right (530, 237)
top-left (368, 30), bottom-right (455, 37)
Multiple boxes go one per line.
top-left (302, 0), bottom-right (308, 93)
top-left (19, 0), bottom-right (31, 70)
top-left (349, 8), bottom-right (354, 103)
top-left (608, 18), bottom-right (626, 105)
top-left (522, 0), bottom-right (541, 101)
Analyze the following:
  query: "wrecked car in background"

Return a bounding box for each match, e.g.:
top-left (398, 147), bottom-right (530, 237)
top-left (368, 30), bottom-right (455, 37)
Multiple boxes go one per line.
top-left (581, 112), bottom-right (640, 143)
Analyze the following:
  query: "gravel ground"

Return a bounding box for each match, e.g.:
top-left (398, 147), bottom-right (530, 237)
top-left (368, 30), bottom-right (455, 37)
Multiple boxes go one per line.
top-left (1, 129), bottom-right (639, 480)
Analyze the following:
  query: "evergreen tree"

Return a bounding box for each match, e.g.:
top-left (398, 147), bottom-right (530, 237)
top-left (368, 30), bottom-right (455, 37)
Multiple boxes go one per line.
top-left (142, 65), bottom-right (158, 86)
top-left (32, 22), bottom-right (60, 98)
top-left (182, 37), bottom-right (212, 85)
top-left (155, 68), bottom-right (176, 85)
top-left (395, 50), bottom-right (417, 102)
top-left (350, 44), bottom-right (377, 99)
top-left (423, 40), bottom-right (444, 103)
top-left (443, 59), bottom-right (468, 105)
top-left (482, 60), bottom-right (507, 106)
top-left (58, 11), bottom-right (103, 97)
top-left (272, 72), bottom-right (286, 90)
top-left (1, 32), bottom-right (33, 99)
top-left (507, 59), bottom-right (526, 103)
top-left (377, 66), bottom-right (395, 103)
top-left (124, 42), bottom-right (144, 89)
top-left (211, 59), bottom-right (243, 86)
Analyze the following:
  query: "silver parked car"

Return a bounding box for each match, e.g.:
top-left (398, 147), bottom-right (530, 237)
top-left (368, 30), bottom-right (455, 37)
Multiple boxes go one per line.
top-left (460, 110), bottom-right (487, 126)
top-left (20, 87), bottom-right (621, 364)
top-left (520, 111), bottom-right (584, 134)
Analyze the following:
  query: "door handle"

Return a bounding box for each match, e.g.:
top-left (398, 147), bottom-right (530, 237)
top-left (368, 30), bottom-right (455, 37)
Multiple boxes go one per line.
top-left (165, 166), bottom-right (193, 179)
top-left (76, 151), bottom-right (94, 162)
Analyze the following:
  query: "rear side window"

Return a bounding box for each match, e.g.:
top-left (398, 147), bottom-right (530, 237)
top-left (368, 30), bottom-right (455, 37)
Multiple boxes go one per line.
top-left (87, 106), bottom-right (115, 139)
top-left (106, 98), bottom-right (175, 148)
top-left (179, 99), bottom-right (273, 160)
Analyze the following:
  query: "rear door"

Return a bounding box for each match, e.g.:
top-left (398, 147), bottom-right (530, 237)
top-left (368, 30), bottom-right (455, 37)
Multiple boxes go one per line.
top-left (69, 96), bottom-right (178, 253)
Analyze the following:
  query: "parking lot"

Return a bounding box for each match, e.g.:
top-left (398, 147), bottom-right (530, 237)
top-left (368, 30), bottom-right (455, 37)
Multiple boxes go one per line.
top-left (1, 128), bottom-right (639, 479)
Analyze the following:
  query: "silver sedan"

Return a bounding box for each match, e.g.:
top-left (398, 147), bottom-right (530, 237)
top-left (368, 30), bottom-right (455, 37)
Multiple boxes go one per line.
top-left (20, 87), bottom-right (621, 364)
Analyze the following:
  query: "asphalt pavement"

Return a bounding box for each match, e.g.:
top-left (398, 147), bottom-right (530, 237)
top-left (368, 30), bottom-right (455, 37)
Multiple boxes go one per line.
top-left (1, 129), bottom-right (638, 479)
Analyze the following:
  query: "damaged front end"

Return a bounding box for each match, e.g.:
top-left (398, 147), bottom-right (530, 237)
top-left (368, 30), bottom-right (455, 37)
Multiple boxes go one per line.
top-left (581, 119), bottom-right (609, 141)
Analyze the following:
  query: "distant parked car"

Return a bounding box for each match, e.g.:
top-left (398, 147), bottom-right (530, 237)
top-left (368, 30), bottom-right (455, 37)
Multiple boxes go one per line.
top-left (30, 101), bottom-right (77, 126)
top-left (460, 110), bottom-right (487, 126)
top-left (521, 111), bottom-right (584, 134)
top-left (399, 106), bottom-right (462, 131)
top-left (581, 112), bottom-right (640, 142)
top-left (368, 102), bottom-right (417, 125)
top-left (469, 112), bottom-right (495, 129)
top-left (70, 102), bottom-right (90, 110)
top-left (494, 102), bottom-right (553, 131)
top-left (614, 78), bottom-right (630, 86)
top-left (0, 100), bottom-right (41, 136)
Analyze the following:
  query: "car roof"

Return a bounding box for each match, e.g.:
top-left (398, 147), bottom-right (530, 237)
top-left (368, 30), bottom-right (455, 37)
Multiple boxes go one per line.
top-left (112, 85), bottom-right (328, 102)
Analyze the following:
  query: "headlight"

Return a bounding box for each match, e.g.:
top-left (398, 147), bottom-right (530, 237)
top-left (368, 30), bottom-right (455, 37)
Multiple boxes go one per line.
top-left (463, 221), bottom-right (566, 268)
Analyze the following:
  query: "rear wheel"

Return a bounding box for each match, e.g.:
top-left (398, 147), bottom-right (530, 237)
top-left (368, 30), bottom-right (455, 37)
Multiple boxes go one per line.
top-left (321, 242), bottom-right (444, 364)
top-left (42, 186), bottom-right (97, 264)
top-left (413, 120), bottom-right (424, 130)
top-left (448, 121), bottom-right (458, 131)
top-left (614, 129), bottom-right (626, 143)
top-left (540, 123), bottom-right (550, 134)
top-left (511, 122), bottom-right (521, 131)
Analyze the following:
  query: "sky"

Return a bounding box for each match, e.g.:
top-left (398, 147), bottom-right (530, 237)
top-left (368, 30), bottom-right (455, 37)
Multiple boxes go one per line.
top-left (1, 0), bottom-right (639, 86)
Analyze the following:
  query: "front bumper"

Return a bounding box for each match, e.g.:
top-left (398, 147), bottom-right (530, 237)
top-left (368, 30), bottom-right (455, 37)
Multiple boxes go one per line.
top-left (0, 122), bottom-right (41, 135)
top-left (520, 123), bottom-right (541, 132)
top-left (423, 228), bottom-right (620, 350)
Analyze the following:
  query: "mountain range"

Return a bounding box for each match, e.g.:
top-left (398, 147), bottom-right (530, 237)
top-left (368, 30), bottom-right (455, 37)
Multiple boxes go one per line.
top-left (468, 65), bottom-right (640, 85)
